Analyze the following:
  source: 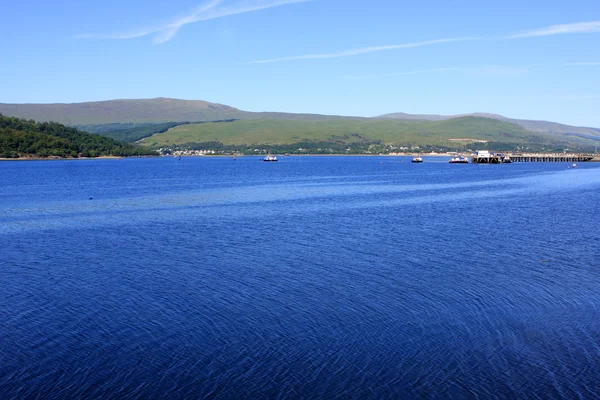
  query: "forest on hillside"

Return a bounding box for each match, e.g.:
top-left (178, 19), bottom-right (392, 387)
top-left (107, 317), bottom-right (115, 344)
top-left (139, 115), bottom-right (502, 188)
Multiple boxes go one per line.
top-left (0, 114), bottom-right (155, 158)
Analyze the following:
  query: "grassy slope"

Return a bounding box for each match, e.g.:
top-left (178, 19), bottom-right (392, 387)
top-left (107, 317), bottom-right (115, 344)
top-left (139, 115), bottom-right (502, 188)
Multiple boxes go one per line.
top-left (0, 98), bottom-right (358, 126)
top-left (138, 116), bottom-right (569, 147)
top-left (3, 98), bottom-right (598, 146)
top-left (0, 98), bottom-right (242, 125)
top-left (99, 122), bottom-right (193, 142)
top-left (379, 112), bottom-right (600, 138)
top-left (3, 98), bottom-right (598, 143)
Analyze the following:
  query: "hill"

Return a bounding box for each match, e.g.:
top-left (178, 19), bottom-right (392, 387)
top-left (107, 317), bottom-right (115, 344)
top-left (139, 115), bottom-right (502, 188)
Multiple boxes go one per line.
top-left (1, 98), bottom-right (598, 151)
top-left (377, 112), bottom-right (600, 141)
top-left (0, 98), bottom-right (358, 126)
top-left (0, 98), bottom-right (241, 125)
top-left (0, 114), bottom-right (154, 159)
top-left (136, 116), bottom-right (595, 153)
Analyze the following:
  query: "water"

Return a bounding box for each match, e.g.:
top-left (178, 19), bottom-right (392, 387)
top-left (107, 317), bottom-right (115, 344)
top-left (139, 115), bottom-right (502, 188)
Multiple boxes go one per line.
top-left (1, 156), bottom-right (599, 399)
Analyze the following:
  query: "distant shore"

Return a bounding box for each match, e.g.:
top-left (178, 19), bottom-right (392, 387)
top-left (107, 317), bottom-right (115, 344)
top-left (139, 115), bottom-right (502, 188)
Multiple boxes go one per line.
top-left (0, 155), bottom-right (162, 162)
top-left (2, 153), bottom-right (599, 162)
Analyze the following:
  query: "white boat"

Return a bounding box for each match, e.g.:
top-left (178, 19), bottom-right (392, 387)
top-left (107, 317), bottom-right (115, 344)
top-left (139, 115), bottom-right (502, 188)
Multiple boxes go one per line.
top-left (411, 156), bottom-right (423, 163)
top-left (502, 156), bottom-right (513, 163)
top-left (263, 155), bottom-right (278, 162)
top-left (449, 156), bottom-right (469, 164)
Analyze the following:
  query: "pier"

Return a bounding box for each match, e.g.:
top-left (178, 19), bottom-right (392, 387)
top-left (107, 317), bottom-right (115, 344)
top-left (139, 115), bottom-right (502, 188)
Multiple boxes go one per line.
top-left (471, 150), bottom-right (596, 164)
top-left (471, 150), bottom-right (506, 164)
top-left (509, 154), bottom-right (594, 163)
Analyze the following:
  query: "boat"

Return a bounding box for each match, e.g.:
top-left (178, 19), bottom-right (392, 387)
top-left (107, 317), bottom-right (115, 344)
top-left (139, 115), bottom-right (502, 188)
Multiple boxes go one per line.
top-left (263, 155), bottom-right (278, 162)
top-left (502, 156), bottom-right (513, 163)
top-left (449, 156), bottom-right (469, 164)
top-left (411, 156), bottom-right (423, 163)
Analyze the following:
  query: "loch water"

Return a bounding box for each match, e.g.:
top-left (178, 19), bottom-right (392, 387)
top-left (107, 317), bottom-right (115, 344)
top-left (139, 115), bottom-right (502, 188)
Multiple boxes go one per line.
top-left (1, 156), bottom-right (599, 399)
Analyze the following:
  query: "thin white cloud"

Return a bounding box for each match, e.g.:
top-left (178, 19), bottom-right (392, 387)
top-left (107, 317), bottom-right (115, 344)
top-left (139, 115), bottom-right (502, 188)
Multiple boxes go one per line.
top-left (508, 21), bottom-right (600, 39)
top-left (565, 62), bottom-right (600, 66)
top-left (475, 65), bottom-right (533, 77)
top-left (76, 0), bottom-right (310, 44)
top-left (557, 94), bottom-right (600, 101)
top-left (343, 67), bottom-right (463, 80)
top-left (343, 65), bottom-right (535, 80)
top-left (249, 20), bottom-right (600, 64)
top-left (249, 38), bottom-right (474, 64)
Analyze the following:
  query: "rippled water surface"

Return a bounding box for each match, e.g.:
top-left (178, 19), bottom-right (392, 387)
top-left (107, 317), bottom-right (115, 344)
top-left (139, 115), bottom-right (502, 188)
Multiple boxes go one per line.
top-left (1, 156), bottom-right (600, 398)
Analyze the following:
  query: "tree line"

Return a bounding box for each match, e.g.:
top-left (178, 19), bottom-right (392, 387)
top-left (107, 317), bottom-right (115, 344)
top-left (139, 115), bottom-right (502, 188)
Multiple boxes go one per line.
top-left (0, 114), bottom-right (155, 158)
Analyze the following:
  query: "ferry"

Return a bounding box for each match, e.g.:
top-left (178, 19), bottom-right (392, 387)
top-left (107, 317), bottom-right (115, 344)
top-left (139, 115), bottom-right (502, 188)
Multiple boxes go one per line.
top-left (411, 156), bottom-right (423, 163)
top-left (449, 156), bottom-right (469, 164)
top-left (263, 155), bottom-right (278, 162)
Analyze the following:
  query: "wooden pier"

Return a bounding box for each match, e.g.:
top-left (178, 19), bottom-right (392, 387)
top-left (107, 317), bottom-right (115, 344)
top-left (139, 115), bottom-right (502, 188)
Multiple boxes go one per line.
top-left (471, 150), bottom-right (596, 164)
top-left (509, 154), bottom-right (594, 162)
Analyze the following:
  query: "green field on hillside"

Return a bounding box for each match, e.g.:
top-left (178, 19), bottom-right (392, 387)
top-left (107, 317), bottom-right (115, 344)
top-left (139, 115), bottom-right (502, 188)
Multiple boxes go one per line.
top-left (138, 116), bottom-right (574, 148)
top-left (3, 98), bottom-right (599, 148)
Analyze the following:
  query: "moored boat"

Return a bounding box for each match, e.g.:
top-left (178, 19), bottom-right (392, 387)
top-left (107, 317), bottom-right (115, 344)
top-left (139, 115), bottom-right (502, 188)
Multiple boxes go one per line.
top-left (449, 156), bottom-right (469, 164)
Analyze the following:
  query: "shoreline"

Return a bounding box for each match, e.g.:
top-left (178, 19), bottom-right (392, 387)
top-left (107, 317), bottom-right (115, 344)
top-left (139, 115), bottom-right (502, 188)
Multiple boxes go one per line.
top-left (0, 155), bottom-right (156, 162)
top-left (2, 154), bottom-right (599, 161)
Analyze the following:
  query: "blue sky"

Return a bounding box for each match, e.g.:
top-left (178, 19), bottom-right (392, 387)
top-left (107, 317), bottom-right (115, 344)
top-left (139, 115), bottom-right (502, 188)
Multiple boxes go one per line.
top-left (2, 0), bottom-right (600, 126)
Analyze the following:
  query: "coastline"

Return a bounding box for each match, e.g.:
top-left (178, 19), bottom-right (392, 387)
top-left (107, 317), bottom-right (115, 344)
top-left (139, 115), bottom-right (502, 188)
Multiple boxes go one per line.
top-left (2, 153), bottom-right (599, 161)
top-left (0, 153), bottom-right (425, 161)
top-left (0, 155), bottom-right (155, 162)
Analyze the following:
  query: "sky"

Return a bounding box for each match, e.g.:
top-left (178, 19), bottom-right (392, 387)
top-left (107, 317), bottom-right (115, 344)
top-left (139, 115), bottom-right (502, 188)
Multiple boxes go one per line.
top-left (1, 0), bottom-right (600, 126)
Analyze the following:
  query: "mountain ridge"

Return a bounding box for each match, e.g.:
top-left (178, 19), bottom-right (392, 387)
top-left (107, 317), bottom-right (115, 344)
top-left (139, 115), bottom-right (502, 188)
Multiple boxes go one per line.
top-left (1, 98), bottom-right (599, 145)
top-left (377, 112), bottom-right (600, 138)
top-left (0, 98), bottom-right (359, 125)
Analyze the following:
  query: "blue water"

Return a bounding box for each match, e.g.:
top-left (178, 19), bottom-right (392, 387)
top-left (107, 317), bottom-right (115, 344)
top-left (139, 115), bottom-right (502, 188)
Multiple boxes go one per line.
top-left (1, 156), bottom-right (600, 399)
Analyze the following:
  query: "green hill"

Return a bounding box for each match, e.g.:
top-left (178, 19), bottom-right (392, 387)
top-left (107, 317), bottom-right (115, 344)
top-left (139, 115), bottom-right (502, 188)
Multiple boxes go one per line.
top-left (0, 114), bottom-right (154, 159)
top-left (0, 98), bottom-right (241, 125)
top-left (1, 98), bottom-right (598, 151)
top-left (378, 112), bottom-right (600, 140)
top-left (137, 116), bottom-right (594, 152)
top-left (97, 120), bottom-right (241, 143)
top-left (0, 98), bottom-right (357, 126)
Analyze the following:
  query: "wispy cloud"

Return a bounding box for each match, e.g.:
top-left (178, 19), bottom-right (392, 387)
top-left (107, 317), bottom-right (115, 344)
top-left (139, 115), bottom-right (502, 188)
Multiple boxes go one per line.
top-left (249, 37), bottom-right (474, 64)
top-left (557, 94), bottom-right (600, 101)
top-left (343, 65), bottom-right (535, 80)
top-left (475, 65), bottom-right (533, 77)
top-left (343, 67), bottom-right (464, 80)
top-left (508, 21), bottom-right (600, 39)
top-left (343, 61), bottom-right (600, 81)
top-left (77, 0), bottom-right (310, 44)
top-left (565, 61), bottom-right (600, 66)
top-left (250, 20), bottom-right (600, 64)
